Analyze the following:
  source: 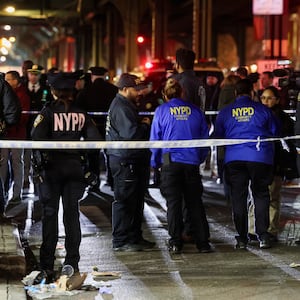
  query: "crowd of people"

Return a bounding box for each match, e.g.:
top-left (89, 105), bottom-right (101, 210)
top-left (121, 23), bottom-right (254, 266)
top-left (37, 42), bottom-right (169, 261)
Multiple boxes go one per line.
top-left (0, 48), bottom-right (299, 282)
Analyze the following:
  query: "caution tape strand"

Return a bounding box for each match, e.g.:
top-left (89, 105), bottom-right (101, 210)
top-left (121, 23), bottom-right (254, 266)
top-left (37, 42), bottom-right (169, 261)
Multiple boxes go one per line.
top-left (0, 135), bottom-right (299, 149)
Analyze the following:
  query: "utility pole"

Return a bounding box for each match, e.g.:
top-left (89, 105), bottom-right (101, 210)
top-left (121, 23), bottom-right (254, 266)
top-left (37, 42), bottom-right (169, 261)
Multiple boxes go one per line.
top-left (193, 0), bottom-right (212, 60)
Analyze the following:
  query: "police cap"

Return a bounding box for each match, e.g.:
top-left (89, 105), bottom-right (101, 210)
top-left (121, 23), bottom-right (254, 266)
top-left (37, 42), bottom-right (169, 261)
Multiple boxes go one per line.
top-left (88, 66), bottom-right (108, 76)
top-left (27, 64), bottom-right (43, 74)
top-left (47, 72), bottom-right (77, 90)
top-left (74, 69), bottom-right (85, 79)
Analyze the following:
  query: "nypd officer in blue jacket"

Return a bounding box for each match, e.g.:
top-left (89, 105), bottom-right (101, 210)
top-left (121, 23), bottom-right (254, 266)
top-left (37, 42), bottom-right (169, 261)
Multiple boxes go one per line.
top-left (31, 72), bottom-right (101, 281)
top-left (215, 79), bottom-right (278, 250)
top-left (150, 77), bottom-right (211, 254)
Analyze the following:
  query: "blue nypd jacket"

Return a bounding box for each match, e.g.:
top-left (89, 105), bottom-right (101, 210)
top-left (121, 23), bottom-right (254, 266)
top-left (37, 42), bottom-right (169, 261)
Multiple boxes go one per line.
top-left (150, 97), bottom-right (209, 168)
top-left (214, 95), bottom-right (279, 165)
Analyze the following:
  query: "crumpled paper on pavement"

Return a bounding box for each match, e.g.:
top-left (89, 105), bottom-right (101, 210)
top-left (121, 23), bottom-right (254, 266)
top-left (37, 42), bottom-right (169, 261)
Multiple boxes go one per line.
top-left (22, 271), bottom-right (41, 286)
top-left (23, 268), bottom-right (117, 299)
top-left (289, 262), bottom-right (300, 268)
top-left (92, 270), bottom-right (121, 280)
top-left (23, 271), bottom-right (87, 299)
top-left (62, 272), bottom-right (87, 291)
top-left (24, 283), bottom-right (82, 299)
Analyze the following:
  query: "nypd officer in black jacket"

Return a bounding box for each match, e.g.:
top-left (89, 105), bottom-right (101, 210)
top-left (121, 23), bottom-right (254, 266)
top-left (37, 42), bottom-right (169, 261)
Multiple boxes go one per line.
top-left (106, 73), bottom-right (155, 252)
top-left (31, 72), bottom-right (101, 280)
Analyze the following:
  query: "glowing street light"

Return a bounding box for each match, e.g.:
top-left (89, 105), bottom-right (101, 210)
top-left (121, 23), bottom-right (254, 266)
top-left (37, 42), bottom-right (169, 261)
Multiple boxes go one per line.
top-left (4, 25), bottom-right (11, 31)
top-left (0, 47), bottom-right (8, 55)
top-left (4, 6), bottom-right (15, 14)
top-left (1, 38), bottom-right (12, 49)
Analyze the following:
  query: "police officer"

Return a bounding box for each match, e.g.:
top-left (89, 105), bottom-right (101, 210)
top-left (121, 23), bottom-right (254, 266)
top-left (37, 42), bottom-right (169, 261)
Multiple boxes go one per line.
top-left (24, 64), bottom-right (54, 191)
top-left (150, 78), bottom-right (211, 254)
top-left (76, 66), bottom-right (118, 195)
top-left (106, 73), bottom-right (155, 252)
top-left (215, 79), bottom-right (278, 250)
top-left (31, 72), bottom-right (101, 281)
top-left (172, 48), bottom-right (208, 242)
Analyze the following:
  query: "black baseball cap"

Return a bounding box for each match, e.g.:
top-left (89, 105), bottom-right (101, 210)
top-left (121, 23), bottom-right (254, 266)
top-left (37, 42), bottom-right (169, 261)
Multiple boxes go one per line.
top-left (117, 73), bottom-right (146, 90)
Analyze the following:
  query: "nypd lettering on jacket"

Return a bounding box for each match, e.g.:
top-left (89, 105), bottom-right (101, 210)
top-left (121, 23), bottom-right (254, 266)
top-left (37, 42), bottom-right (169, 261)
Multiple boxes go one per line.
top-left (232, 107), bottom-right (254, 122)
top-left (170, 106), bottom-right (191, 120)
top-left (53, 112), bottom-right (85, 131)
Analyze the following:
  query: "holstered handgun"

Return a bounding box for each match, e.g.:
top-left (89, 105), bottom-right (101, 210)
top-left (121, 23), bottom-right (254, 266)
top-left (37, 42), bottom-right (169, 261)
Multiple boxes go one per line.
top-left (32, 150), bottom-right (48, 184)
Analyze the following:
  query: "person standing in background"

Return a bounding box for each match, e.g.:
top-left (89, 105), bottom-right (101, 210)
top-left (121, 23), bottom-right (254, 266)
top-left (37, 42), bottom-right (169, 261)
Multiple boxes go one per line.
top-left (248, 86), bottom-right (296, 243)
top-left (235, 66), bottom-right (248, 79)
top-left (257, 71), bottom-right (274, 98)
top-left (76, 66), bottom-right (118, 195)
top-left (20, 60), bottom-right (33, 85)
top-left (172, 48), bottom-right (204, 109)
top-left (2, 71), bottom-right (30, 209)
top-left (0, 75), bottom-right (21, 220)
top-left (23, 65), bottom-right (53, 191)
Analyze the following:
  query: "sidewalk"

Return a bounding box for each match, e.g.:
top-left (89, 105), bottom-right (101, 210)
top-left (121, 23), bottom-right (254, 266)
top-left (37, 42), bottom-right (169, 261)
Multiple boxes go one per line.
top-left (0, 215), bottom-right (27, 300)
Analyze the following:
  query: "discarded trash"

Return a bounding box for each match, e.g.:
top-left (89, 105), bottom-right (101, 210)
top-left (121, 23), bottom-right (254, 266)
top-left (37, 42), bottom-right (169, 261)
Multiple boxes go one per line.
top-left (92, 265), bottom-right (121, 280)
top-left (66, 272), bottom-right (88, 291)
top-left (289, 262), bottom-right (300, 268)
top-left (23, 267), bottom-right (118, 299)
top-left (99, 286), bottom-right (113, 294)
top-left (92, 270), bottom-right (121, 280)
top-left (95, 286), bottom-right (113, 300)
top-left (22, 271), bottom-right (41, 286)
top-left (57, 272), bottom-right (87, 291)
top-left (25, 284), bottom-right (82, 299)
top-left (61, 264), bottom-right (74, 277)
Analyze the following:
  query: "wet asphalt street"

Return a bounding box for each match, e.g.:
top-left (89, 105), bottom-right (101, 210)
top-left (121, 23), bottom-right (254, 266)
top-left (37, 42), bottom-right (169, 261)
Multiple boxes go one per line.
top-left (17, 169), bottom-right (300, 300)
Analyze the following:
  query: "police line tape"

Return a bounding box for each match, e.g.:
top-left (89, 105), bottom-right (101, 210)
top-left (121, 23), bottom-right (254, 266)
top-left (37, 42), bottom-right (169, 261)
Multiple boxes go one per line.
top-left (22, 110), bottom-right (297, 116)
top-left (0, 135), bottom-right (299, 150)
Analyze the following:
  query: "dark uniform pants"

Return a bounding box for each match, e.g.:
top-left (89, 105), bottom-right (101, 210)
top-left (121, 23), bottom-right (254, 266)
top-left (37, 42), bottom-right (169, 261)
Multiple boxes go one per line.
top-left (109, 159), bottom-right (149, 247)
top-left (160, 162), bottom-right (210, 249)
top-left (225, 161), bottom-right (273, 242)
top-left (38, 158), bottom-right (86, 271)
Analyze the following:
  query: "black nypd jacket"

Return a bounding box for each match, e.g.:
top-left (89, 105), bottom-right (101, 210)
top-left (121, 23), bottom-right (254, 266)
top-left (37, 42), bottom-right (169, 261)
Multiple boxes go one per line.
top-left (31, 99), bottom-right (101, 157)
top-left (105, 93), bottom-right (150, 163)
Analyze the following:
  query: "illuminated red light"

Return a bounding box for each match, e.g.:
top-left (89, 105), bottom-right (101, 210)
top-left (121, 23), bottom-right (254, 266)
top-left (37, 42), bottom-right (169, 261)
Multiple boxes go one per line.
top-left (137, 36), bottom-right (145, 43)
top-left (145, 62), bottom-right (153, 69)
